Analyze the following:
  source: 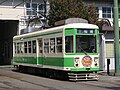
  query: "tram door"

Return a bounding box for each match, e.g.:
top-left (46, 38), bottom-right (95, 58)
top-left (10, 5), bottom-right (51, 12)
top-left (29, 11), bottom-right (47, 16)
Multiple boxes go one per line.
top-left (38, 38), bottom-right (43, 67)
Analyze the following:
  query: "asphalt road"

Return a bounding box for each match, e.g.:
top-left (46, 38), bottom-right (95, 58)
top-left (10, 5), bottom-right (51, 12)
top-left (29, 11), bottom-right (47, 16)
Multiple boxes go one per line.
top-left (0, 67), bottom-right (119, 90)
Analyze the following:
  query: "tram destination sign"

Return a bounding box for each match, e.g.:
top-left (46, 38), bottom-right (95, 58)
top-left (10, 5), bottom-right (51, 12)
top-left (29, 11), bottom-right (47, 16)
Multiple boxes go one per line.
top-left (77, 29), bottom-right (95, 34)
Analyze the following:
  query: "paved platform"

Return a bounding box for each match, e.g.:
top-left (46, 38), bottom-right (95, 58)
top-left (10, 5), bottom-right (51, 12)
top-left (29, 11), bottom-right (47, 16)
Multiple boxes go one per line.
top-left (98, 71), bottom-right (120, 84)
top-left (0, 65), bottom-right (120, 84)
top-left (0, 65), bottom-right (14, 68)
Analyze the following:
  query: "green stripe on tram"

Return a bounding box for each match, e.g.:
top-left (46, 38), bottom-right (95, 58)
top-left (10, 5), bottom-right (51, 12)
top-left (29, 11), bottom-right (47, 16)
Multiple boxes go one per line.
top-left (13, 57), bottom-right (75, 67)
top-left (65, 28), bottom-right (76, 35)
top-left (71, 68), bottom-right (99, 72)
top-left (13, 57), bottom-right (37, 64)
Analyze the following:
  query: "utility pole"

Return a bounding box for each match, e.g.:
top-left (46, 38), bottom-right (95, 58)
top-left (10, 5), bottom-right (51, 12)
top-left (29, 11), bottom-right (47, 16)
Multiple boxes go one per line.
top-left (114, 0), bottom-right (120, 75)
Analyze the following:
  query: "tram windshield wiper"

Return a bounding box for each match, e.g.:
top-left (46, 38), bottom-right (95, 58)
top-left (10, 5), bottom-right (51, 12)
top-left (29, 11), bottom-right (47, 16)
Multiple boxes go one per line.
top-left (78, 45), bottom-right (88, 56)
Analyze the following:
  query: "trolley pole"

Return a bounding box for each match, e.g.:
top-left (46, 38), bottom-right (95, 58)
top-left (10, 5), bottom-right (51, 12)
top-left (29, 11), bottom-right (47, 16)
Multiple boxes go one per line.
top-left (114, 0), bottom-right (120, 75)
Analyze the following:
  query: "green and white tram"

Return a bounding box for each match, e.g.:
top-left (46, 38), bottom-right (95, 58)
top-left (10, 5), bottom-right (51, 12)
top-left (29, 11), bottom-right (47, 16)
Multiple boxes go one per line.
top-left (13, 22), bottom-right (99, 81)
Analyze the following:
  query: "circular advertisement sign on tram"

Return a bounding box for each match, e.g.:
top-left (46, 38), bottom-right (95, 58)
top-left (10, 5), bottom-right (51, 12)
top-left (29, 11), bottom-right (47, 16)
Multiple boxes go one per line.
top-left (82, 56), bottom-right (92, 67)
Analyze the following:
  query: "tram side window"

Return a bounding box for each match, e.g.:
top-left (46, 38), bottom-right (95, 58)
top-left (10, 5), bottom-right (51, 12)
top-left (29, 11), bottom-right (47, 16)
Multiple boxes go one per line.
top-left (56, 37), bottom-right (62, 53)
top-left (50, 38), bottom-right (55, 53)
top-left (14, 43), bottom-right (17, 54)
top-left (65, 36), bottom-right (73, 53)
top-left (17, 43), bottom-right (20, 53)
top-left (20, 42), bottom-right (24, 53)
top-left (28, 41), bottom-right (32, 53)
top-left (44, 39), bottom-right (49, 53)
top-left (38, 39), bottom-right (43, 53)
top-left (32, 40), bottom-right (36, 53)
top-left (24, 42), bottom-right (28, 53)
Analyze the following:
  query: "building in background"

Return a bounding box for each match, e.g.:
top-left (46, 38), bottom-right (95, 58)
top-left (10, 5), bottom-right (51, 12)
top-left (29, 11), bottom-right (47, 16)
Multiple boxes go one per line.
top-left (84, 0), bottom-right (120, 72)
top-left (0, 0), bottom-right (48, 65)
top-left (84, 0), bottom-right (118, 26)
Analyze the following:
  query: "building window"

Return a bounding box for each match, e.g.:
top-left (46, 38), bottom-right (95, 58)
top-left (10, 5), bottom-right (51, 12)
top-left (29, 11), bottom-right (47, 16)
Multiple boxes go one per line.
top-left (39, 4), bottom-right (44, 11)
top-left (32, 3), bottom-right (37, 15)
top-left (26, 3), bottom-right (44, 16)
top-left (38, 4), bottom-right (44, 15)
top-left (26, 3), bottom-right (32, 15)
top-left (102, 7), bottom-right (113, 18)
top-left (26, 3), bottom-right (37, 16)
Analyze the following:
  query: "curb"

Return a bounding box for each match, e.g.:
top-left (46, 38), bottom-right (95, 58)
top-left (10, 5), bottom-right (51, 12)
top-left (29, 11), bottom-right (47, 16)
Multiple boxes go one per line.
top-left (98, 75), bottom-right (120, 84)
top-left (0, 65), bottom-right (14, 68)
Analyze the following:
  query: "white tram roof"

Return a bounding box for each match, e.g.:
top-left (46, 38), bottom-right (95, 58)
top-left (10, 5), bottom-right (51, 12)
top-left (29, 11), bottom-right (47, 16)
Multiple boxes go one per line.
top-left (14, 23), bottom-right (99, 39)
top-left (64, 23), bottom-right (99, 29)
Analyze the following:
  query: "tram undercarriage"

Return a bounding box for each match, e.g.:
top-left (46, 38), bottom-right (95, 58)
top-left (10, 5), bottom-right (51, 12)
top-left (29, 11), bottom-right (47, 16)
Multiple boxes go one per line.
top-left (14, 65), bottom-right (99, 81)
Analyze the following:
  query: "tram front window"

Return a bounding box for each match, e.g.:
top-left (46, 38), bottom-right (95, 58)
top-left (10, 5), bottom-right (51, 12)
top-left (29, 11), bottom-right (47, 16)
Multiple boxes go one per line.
top-left (76, 35), bottom-right (96, 53)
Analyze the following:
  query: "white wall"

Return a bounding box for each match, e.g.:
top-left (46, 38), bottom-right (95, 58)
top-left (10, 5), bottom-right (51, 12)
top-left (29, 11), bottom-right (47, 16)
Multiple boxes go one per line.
top-left (0, 7), bottom-right (24, 20)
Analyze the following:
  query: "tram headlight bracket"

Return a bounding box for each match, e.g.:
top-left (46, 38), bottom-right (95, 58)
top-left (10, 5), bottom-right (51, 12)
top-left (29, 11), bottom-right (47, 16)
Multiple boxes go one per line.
top-left (74, 57), bottom-right (80, 67)
top-left (94, 57), bottom-right (99, 67)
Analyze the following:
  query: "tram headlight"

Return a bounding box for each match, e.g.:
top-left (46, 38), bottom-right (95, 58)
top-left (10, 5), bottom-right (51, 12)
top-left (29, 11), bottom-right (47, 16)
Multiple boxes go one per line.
top-left (74, 57), bottom-right (80, 67)
top-left (94, 57), bottom-right (99, 67)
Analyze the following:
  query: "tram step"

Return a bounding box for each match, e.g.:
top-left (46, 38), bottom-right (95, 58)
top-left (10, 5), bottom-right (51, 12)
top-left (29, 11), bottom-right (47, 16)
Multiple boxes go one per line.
top-left (68, 73), bottom-right (99, 81)
top-left (68, 75), bottom-right (97, 78)
top-left (69, 78), bottom-right (98, 81)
